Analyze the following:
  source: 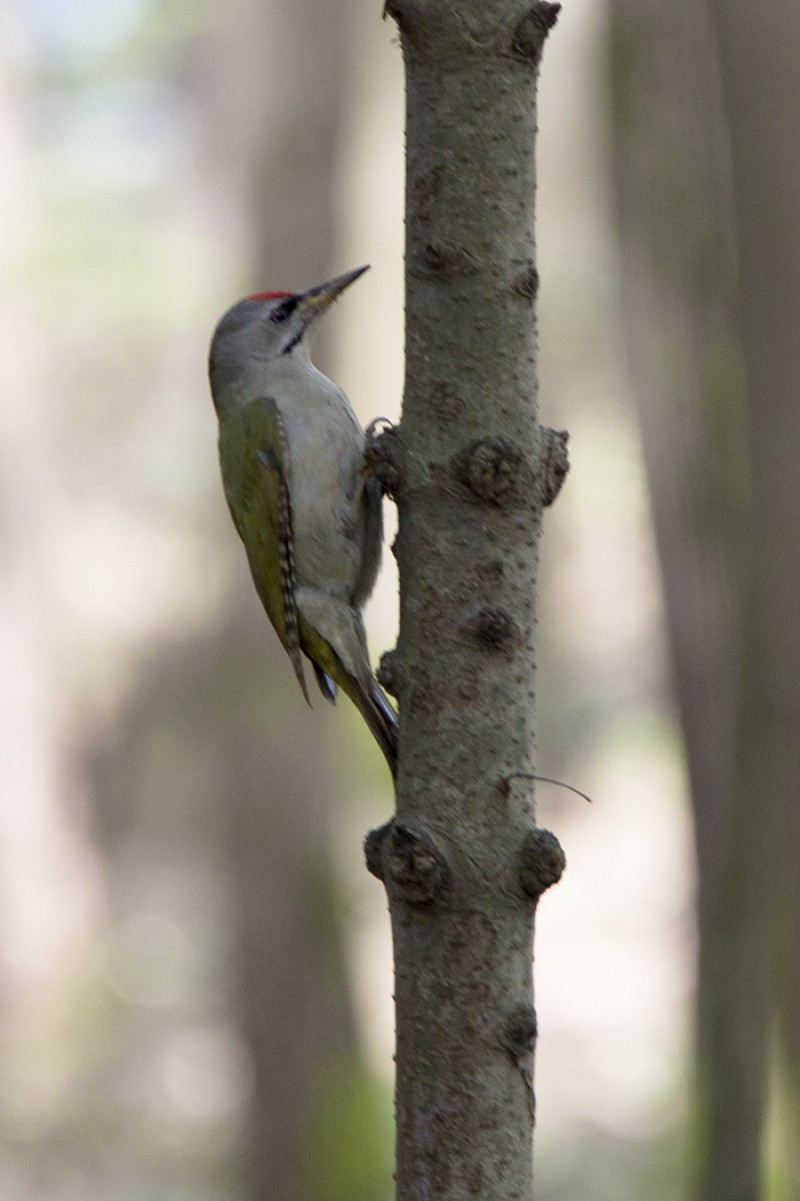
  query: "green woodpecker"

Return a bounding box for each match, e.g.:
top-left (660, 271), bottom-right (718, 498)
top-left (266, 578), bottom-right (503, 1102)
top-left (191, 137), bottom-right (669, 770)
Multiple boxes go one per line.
top-left (208, 265), bottom-right (398, 775)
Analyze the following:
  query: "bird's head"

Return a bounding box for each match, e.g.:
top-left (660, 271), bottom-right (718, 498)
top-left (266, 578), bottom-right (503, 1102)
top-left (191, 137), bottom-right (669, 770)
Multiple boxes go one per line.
top-left (209, 265), bottom-right (368, 406)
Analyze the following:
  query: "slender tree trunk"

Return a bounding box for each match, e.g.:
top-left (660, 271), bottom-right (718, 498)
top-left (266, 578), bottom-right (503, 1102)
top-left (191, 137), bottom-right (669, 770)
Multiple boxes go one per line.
top-left (707, 5), bottom-right (800, 1196)
top-left (606, 5), bottom-right (757, 1196)
top-left (368, 4), bottom-right (564, 1198)
top-left (610, 2), bottom-right (800, 1196)
top-left (197, 2), bottom-right (380, 1198)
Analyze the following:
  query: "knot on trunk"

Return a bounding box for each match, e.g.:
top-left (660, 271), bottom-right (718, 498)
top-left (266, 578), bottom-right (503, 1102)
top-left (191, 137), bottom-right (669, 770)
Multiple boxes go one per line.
top-left (471, 605), bottom-right (518, 651)
top-left (413, 240), bottom-right (479, 279)
top-left (453, 437), bottom-right (524, 505)
top-left (539, 426), bottom-right (570, 506)
top-left (501, 1005), bottom-right (538, 1056)
top-left (377, 649), bottom-right (403, 699)
top-left (512, 262), bottom-right (539, 300)
top-left (519, 827), bottom-right (566, 897)
top-left (511, 3), bottom-right (561, 63)
top-left (364, 820), bottom-right (450, 904)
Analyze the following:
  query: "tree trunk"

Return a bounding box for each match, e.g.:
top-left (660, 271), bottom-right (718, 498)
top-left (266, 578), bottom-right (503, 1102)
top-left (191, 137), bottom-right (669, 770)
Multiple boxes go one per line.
top-left (606, 5), bottom-right (756, 1196)
top-left (610, 1), bottom-right (800, 1196)
top-left (707, 5), bottom-right (800, 1196)
top-left (370, 4), bottom-right (563, 1198)
top-left (197, 1), bottom-right (384, 1198)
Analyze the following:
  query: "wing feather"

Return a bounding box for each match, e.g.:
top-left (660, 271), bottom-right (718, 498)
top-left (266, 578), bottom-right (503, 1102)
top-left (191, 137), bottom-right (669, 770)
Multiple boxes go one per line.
top-left (220, 396), bottom-right (309, 703)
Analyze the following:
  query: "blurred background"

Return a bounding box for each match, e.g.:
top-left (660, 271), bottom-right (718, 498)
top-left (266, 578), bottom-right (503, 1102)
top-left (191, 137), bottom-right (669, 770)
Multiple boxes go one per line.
top-left (1, 0), bottom-right (798, 1198)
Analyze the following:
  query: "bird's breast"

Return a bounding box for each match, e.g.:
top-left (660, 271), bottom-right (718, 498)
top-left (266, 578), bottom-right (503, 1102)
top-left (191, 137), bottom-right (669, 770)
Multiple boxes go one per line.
top-left (281, 383), bottom-right (365, 601)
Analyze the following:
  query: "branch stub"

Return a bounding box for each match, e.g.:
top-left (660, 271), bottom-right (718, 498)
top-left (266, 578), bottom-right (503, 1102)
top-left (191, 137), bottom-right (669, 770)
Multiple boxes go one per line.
top-left (412, 240), bottom-right (479, 279)
top-left (473, 605), bottom-right (517, 651)
top-left (502, 1004), bottom-right (538, 1055)
top-left (511, 3), bottom-right (562, 63)
top-left (377, 649), bottom-right (403, 698)
top-left (387, 822), bottom-right (450, 904)
top-left (364, 822), bottom-right (392, 882)
top-left (540, 427), bottom-right (570, 506)
top-left (512, 263), bottom-right (540, 300)
top-left (519, 827), bottom-right (566, 897)
top-left (453, 437), bottom-right (524, 505)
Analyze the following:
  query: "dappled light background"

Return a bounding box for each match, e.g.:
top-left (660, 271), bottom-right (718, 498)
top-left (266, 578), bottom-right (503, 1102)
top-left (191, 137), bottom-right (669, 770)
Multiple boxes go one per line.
top-left (1, 0), bottom-right (693, 1198)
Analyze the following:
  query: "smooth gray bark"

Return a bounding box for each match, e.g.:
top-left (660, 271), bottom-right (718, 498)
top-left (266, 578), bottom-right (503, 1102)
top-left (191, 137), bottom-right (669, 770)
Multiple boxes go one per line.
top-left (369, 4), bottom-right (563, 1199)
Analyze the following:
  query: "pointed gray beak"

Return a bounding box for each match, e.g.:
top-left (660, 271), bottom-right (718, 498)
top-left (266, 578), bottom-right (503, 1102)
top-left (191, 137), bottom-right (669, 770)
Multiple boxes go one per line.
top-left (296, 265), bottom-right (370, 320)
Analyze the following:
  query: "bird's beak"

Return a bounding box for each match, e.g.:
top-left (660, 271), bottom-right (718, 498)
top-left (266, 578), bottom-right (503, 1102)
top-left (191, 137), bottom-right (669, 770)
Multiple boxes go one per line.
top-left (297, 265), bottom-right (369, 321)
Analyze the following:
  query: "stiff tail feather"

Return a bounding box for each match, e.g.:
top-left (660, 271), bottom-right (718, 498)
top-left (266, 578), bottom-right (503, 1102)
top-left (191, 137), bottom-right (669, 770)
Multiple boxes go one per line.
top-left (311, 655), bottom-right (397, 776)
top-left (360, 678), bottom-right (398, 778)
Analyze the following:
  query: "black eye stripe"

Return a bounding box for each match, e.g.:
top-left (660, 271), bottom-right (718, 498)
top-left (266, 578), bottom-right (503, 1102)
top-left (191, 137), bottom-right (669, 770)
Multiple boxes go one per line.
top-left (270, 296), bottom-right (298, 324)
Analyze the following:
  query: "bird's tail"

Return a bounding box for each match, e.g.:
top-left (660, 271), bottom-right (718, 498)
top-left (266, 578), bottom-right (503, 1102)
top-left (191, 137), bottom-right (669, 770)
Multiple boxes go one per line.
top-left (312, 661), bottom-right (397, 777)
top-left (358, 676), bottom-right (398, 777)
top-left (298, 593), bottom-right (399, 778)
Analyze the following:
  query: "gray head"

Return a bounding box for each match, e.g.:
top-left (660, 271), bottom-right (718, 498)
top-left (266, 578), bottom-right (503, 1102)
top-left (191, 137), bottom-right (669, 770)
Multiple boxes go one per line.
top-left (208, 265), bottom-right (369, 409)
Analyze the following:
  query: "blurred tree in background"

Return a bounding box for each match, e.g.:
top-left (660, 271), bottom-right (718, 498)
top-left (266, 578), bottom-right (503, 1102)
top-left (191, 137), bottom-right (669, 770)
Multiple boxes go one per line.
top-left (610, 1), bottom-right (800, 1198)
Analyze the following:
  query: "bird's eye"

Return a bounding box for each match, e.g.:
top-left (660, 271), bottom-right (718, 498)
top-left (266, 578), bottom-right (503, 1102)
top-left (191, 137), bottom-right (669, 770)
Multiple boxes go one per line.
top-left (269, 296), bottom-right (297, 325)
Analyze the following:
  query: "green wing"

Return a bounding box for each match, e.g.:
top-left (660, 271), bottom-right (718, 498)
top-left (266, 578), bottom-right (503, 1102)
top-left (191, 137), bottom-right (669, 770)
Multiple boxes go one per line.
top-left (219, 395), bottom-right (398, 773)
top-left (218, 396), bottom-right (309, 703)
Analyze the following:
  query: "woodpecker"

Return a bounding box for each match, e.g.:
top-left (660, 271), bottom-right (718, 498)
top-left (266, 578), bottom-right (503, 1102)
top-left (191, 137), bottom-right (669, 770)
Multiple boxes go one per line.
top-left (208, 265), bottom-right (398, 775)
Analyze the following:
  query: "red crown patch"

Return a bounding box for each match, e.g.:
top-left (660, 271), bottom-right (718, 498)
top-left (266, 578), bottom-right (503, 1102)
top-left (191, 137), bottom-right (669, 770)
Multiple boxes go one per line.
top-left (246, 290), bottom-right (293, 301)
